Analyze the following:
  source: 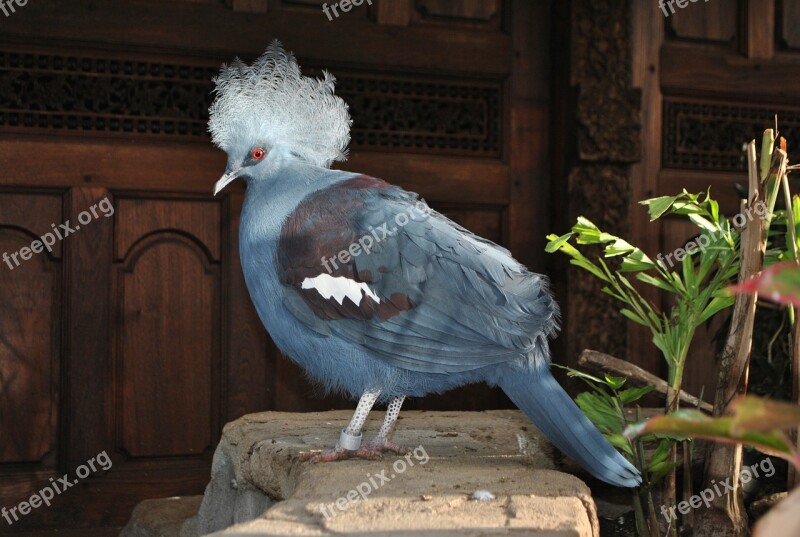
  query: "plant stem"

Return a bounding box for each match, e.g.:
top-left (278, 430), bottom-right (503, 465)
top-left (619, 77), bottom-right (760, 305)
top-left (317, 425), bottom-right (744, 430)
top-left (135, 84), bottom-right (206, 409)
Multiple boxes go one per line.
top-left (682, 440), bottom-right (694, 532)
top-left (663, 341), bottom-right (692, 537)
top-left (633, 491), bottom-right (649, 537)
top-left (630, 405), bottom-right (659, 537)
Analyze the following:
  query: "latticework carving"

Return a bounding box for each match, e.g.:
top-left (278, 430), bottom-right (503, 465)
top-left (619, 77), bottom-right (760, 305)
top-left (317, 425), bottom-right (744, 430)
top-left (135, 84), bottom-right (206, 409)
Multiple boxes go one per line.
top-left (663, 98), bottom-right (800, 171)
top-left (0, 50), bottom-right (502, 157)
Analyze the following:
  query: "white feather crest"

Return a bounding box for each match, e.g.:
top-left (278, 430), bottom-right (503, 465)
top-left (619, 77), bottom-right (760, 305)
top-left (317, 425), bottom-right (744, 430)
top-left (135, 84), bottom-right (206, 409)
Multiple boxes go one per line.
top-left (208, 40), bottom-right (352, 168)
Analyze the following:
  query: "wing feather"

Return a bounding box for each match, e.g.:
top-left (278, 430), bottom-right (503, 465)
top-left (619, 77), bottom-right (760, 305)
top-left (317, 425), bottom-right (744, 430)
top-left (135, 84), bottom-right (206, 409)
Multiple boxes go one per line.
top-left (277, 176), bottom-right (559, 374)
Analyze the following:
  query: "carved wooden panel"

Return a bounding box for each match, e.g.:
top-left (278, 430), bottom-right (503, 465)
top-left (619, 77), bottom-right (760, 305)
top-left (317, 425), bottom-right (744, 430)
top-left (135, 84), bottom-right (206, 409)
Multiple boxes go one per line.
top-left (226, 0), bottom-right (269, 13)
top-left (666, 0), bottom-right (738, 44)
top-left (283, 0), bottom-right (334, 6)
top-left (115, 198), bottom-right (220, 458)
top-left (0, 49), bottom-right (502, 157)
top-left (63, 187), bottom-right (115, 470)
top-left (0, 192), bottom-right (61, 465)
top-left (377, 0), bottom-right (411, 25)
top-left (282, 0), bottom-right (372, 19)
top-left (115, 198), bottom-right (221, 260)
top-left (0, 50), bottom-right (216, 139)
top-left (663, 98), bottom-right (800, 171)
top-left (337, 73), bottom-right (502, 157)
top-left (414, 0), bottom-right (503, 27)
top-left (778, 0), bottom-right (800, 50)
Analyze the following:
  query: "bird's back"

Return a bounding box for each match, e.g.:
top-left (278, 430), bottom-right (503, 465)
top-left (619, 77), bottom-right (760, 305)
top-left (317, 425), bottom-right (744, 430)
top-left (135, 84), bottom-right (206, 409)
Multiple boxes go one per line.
top-left (271, 171), bottom-right (559, 379)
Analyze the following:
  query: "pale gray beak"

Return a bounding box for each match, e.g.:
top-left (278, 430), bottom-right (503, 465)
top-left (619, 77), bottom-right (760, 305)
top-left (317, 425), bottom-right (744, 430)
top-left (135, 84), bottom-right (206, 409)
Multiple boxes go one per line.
top-left (213, 168), bottom-right (241, 196)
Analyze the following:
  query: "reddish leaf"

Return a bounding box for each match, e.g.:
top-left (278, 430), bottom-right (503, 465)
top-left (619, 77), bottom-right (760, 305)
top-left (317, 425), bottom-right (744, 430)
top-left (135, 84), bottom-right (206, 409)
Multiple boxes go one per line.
top-left (728, 261), bottom-right (800, 306)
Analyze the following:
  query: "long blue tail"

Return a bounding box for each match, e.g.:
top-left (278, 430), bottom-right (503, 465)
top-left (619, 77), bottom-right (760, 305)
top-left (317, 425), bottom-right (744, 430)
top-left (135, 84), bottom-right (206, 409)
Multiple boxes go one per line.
top-left (499, 368), bottom-right (642, 488)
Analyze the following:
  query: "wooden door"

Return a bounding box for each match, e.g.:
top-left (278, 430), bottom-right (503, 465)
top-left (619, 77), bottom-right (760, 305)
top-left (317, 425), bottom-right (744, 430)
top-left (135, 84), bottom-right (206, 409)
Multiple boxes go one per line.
top-left (0, 0), bottom-right (554, 530)
top-left (630, 0), bottom-right (800, 399)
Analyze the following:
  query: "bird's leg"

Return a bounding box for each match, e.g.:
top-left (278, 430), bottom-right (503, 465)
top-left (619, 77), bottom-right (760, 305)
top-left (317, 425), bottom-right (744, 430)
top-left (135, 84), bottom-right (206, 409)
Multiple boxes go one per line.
top-left (300, 388), bottom-right (381, 462)
top-left (356, 396), bottom-right (411, 457)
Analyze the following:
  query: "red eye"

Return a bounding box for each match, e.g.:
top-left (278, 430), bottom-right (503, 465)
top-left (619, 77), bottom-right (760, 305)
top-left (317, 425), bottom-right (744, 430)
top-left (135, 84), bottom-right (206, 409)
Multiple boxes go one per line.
top-left (252, 148), bottom-right (265, 160)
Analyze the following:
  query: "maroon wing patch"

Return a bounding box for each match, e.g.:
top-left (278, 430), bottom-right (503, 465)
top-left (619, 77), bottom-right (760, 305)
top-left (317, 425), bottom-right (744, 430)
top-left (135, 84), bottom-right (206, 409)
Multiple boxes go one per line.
top-left (277, 175), bottom-right (415, 322)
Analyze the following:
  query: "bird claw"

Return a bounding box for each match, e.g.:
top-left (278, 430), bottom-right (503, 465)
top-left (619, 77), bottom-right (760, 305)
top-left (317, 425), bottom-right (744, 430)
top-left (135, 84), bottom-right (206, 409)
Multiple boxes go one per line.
top-left (300, 447), bottom-right (357, 463)
top-left (358, 439), bottom-right (411, 458)
top-left (300, 440), bottom-right (410, 463)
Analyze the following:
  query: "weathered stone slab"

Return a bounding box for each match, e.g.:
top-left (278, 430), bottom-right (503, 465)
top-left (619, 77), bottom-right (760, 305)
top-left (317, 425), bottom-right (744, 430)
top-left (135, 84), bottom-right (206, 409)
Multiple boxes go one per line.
top-left (121, 410), bottom-right (600, 537)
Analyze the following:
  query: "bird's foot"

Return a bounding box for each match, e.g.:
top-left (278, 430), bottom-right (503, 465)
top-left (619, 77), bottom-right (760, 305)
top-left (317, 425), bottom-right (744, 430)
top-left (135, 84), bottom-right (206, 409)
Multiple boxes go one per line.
top-left (300, 445), bottom-right (384, 463)
top-left (300, 439), bottom-right (410, 463)
top-left (300, 446), bottom-right (361, 463)
top-left (355, 438), bottom-right (411, 458)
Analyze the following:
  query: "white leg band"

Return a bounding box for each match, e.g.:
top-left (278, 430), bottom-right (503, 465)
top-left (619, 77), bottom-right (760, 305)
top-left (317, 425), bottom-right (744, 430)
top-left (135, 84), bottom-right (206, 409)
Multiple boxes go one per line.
top-left (339, 429), bottom-right (363, 451)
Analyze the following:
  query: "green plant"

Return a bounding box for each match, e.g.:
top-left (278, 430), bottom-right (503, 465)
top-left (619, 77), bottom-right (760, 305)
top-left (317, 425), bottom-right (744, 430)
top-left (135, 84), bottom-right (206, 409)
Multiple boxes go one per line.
top-left (556, 365), bottom-right (668, 536)
top-left (546, 192), bottom-right (740, 402)
top-left (625, 262), bottom-right (800, 537)
top-left (547, 128), bottom-right (799, 536)
top-left (546, 190), bottom-right (742, 535)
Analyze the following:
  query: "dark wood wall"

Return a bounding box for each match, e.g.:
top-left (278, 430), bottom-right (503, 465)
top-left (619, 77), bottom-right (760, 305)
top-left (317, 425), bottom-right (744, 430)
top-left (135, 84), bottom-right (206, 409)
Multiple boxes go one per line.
top-left (0, 0), bottom-right (554, 530)
top-left (629, 0), bottom-right (800, 401)
top-left (547, 0), bottom-right (800, 408)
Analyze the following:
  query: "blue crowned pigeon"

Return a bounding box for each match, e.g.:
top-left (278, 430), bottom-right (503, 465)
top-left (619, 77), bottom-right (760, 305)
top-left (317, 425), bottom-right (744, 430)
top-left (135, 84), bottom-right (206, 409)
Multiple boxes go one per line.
top-left (209, 41), bottom-right (641, 488)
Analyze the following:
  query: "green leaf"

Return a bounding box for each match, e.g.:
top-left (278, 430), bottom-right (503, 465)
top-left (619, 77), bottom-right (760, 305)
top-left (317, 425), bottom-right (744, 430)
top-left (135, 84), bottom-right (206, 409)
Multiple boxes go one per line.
top-left (604, 375), bottom-right (627, 390)
top-left (636, 272), bottom-right (677, 293)
top-left (620, 308), bottom-right (649, 327)
top-left (760, 128), bottom-right (775, 182)
top-left (574, 217), bottom-right (615, 244)
top-left (647, 439), bottom-right (673, 467)
top-left (709, 198), bottom-right (720, 224)
top-left (671, 200), bottom-right (704, 216)
top-left (604, 238), bottom-right (636, 257)
top-left (652, 333), bottom-right (673, 364)
top-left (619, 248), bottom-right (657, 272)
top-left (556, 365), bottom-right (606, 386)
top-left (619, 385), bottom-right (656, 405)
top-left (689, 213), bottom-right (717, 233)
top-left (545, 232), bottom-right (574, 253)
top-left (576, 392), bottom-right (623, 434)
top-left (648, 461), bottom-right (677, 485)
top-left (697, 295), bottom-right (735, 325)
top-left (569, 258), bottom-right (608, 282)
top-left (640, 195), bottom-right (679, 221)
top-left (575, 216), bottom-right (599, 232)
top-left (606, 433), bottom-right (634, 457)
top-left (682, 249), bottom-right (696, 292)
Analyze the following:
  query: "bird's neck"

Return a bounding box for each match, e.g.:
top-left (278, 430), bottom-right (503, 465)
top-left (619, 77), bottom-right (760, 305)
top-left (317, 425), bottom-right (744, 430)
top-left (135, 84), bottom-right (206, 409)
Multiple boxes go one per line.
top-left (239, 156), bottom-right (356, 251)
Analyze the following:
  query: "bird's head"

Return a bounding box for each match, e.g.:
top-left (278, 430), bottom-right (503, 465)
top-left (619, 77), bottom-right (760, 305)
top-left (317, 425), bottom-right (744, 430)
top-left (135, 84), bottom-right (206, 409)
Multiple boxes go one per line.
top-left (208, 40), bottom-right (352, 196)
top-left (213, 142), bottom-right (273, 195)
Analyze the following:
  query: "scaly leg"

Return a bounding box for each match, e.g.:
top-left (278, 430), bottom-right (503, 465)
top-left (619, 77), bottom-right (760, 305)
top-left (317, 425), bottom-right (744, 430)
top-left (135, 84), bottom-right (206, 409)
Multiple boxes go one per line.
top-left (301, 388), bottom-right (381, 462)
top-left (358, 396), bottom-right (411, 457)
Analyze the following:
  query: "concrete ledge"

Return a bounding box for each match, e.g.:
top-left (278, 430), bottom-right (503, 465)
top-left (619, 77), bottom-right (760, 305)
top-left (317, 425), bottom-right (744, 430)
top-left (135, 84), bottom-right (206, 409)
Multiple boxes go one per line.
top-left (121, 410), bottom-right (600, 537)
